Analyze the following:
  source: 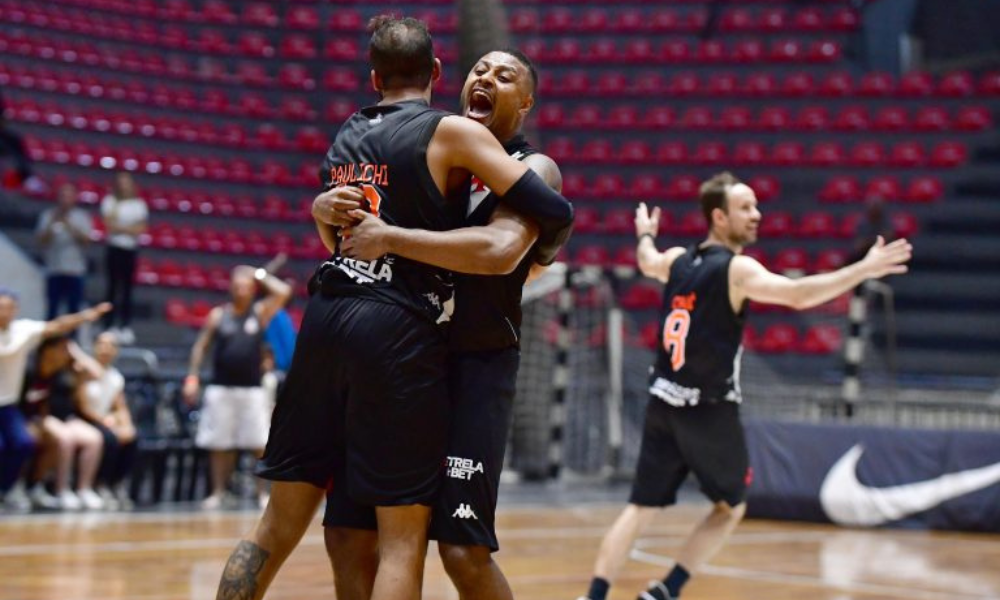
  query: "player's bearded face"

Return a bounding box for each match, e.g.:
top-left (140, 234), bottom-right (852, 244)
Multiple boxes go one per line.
top-left (460, 52), bottom-right (531, 137)
top-left (724, 185), bottom-right (761, 246)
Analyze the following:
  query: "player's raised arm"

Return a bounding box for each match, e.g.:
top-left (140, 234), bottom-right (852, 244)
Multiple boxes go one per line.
top-left (731, 235), bottom-right (912, 310)
top-left (635, 202), bottom-right (685, 283)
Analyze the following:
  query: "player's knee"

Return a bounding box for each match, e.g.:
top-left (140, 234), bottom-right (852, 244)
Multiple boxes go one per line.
top-left (325, 527), bottom-right (377, 562)
top-left (439, 543), bottom-right (492, 583)
top-left (715, 500), bottom-right (747, 521)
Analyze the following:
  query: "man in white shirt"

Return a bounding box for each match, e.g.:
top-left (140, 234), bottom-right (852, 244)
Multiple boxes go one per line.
top-left (0, 288), bottom-right (110, 509)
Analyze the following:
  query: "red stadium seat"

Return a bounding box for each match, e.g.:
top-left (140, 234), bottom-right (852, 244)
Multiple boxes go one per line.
top-left (620, 141), bottom-right (653, 165)
top-left (769, 39), bottom-right (803, 62)
top-left (760, 211), bottom-right (794, 237)
top-left (798, 212), bottom-right (837, 238)
top-left (829, 7), bottom-right (860, 30)
top-left (756, 324), bottom-right (798, 354)
top-left (810, 142), bottom-right (845, 166)
top-left (679, 106), bottom-right (713, 130)
top-left (929, 141), bottom-right (967, 167)
top-left (657, 142), bottom-right (688, 165)
top-left (508, 9), bottom-right (539, 33)
top-left (799, 324), bottom-right (842, 354)
top-left (534, 104), bottom-right (565, 129)
top-left (759, 7), bottom-right (788, 31)
top-left (322, 68), bottom-right (359, 91)
top-left (758, 106), bottom-right (791, 130)
top-left (568, 105), bottom-right (602, 129)
top-left (676, 210), bottom-right (706, 236)
top-left (913, 106), bottom-right (950, 131)
top-left (324, 39), bottom-right (359, 61)
top-left (572, 207), bottom-right (601, 234)
top-left (720, 8), bottom-right (754, 32)
top-left (692, 142), bottom-right (727, 165)
top-left (588, 39), bottom-right (619, 64)
top-left (850, 142), bottom-right (885, 167)
top-left (603, 208), bottom-right (635, 235)
top-left (954, 106), bottom-right (992, 131)
top-left (938, 71), bottom-right (974, 97)
top-left (744, 72), bottom-right (776, 96)
top-left (733, 141), bottom-right (767, 166)
top-left (286, 6), bottom-right (319, 29)
top-left (666, 175), bottom-right (700, 200)
top-left (833, 105), bottom-right (870, 131)
top-left (819, 71), bottom-right (854, 96)
top-left (772, 142), bottom-right (805, 166)
top-left (748, 175), bottom-right (780, 201)
top-left (606, 105), bottom-right (640, 130)
top-left (891, 212), bottom-right (919, 238)
top-left (278, 63), bottom-right (315, 90)
top-left (864, 176), bottom-right (901, 201)
top-left (243, 3), bottom-right (278, 27)
top-left (813, 248), bottom-right (848, 272)
top-left (643, 106), bottom-right (675, 129)
top-left (792, 7), bottom-right (824, 31)
top-left (783, 72), bottom-right (815, 96)
top-left (889, 141), bottom-right (926, 167)
top-left (620, 282), bottom-right (662, 310)
top-left (858, 72), bottom-right (894, 97)
top-left (773, 248), bottom-right (809, 274)
top-left (795, 106), bottom-right (829, 130)
top-left (580, 140), bottom-right (614, 163)
top-left (904, 176), bottom-right (944, 203)
top-left (706, 73), bottom-right (740, 97)
top-left (591, 173), bottom-right (625, 198)
top-left (898, 71), bottom-right (934, 97)
top-left (329, 9), bottom-right (363, 32)
top-left (732, 39), bottom-right (764, 63)
top-left (595, 72), bottom-right (628, 96)
top-left (629, 174), bottom-right (668, 200)
top-left (574, 245), bottom-right (610, 267)
top-left (872, 106), bottom-right (909, 131)
top-left (978, 72), bottom-right (1000, 95)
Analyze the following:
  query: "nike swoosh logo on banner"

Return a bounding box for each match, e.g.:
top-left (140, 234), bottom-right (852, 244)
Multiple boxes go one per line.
top-left (819, 444), bottom-right (1000, 526)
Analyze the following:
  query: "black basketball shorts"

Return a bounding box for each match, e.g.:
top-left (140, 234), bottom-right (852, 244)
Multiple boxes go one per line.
top-left (323, 347), bottom-right (519, 553)
top-left (258, 292), bottom-right (449, 506)
top-left (629, 398), bottom-right (750, 508)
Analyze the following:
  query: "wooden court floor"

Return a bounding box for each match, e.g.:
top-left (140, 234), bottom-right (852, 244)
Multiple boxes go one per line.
top-left (2, 502), bottom-right (999, 600)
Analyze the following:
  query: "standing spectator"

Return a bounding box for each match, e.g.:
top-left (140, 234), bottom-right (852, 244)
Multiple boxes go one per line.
top-left (0, 288), bottom-right (110, 510)
top-left (100, 171), bottom-right (148, 345)
top-left (182, 265), bottom-right (291, 509)
top-left (0, 89), bottom-right (47, 194)
top-left (76, 331), bottom-right (137, 509)
top-left (36, 183), bottom-right (93, 320)
top-left (20, 336), bottom-right (106, 511)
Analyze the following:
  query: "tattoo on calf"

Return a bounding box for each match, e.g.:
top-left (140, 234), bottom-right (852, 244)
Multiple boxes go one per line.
top-left (217, 540), bottom-right (271, 600)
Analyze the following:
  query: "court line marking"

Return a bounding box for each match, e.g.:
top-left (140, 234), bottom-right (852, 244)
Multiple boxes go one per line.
top-left (630, 546), bottom-right (998, 600)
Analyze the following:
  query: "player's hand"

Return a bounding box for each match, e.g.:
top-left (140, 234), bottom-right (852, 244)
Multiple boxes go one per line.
top-left (862, 236), bottom-right (912, 279)
top-left (340, 210), bottom-right (391, 261)
top-left (635, 202), bottom-right (661, 239)
top-left (182, 378), bottom-right (200, 406)
top-left (313, 186), bottom-right (365, 227)
top-left (87, 302), bottom-right (113, 321)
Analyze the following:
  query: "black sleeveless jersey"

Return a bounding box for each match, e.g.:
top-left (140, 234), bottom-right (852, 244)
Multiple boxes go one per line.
top-left (318, 100), bottom-right (467, 325)
top-left (650, 244), bottom-right (747, 406)
top-left (449, 135), bottom-right (538, 352)
top-left (212, 304), bottom-right (263, 387)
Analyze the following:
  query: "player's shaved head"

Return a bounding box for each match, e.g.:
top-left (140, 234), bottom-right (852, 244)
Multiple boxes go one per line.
top-left (368, 15), bottom-right (436, 91)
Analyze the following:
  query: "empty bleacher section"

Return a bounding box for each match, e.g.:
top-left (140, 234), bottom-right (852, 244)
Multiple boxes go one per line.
top-left (1, 0), bottom-right (998, 389)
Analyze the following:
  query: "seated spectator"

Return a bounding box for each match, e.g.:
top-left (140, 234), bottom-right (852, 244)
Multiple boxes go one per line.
top-left (20, 336), bottom-right (105, 510)
top-left (0, 289), bottom-right (110, 511)
top-left (76, 332), bottom-right (137, 509)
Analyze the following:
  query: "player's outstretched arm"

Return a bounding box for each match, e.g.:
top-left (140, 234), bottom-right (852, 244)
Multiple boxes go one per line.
top-left (41, 302), bottom-right (112, 338)
top-left (731, 235), bottom-right (912, 310)
top-left (634, 203), bottom-right (685, 283)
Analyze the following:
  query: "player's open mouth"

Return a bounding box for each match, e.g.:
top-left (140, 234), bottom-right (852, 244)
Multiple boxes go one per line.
top-left (467, 89), bottom-right (494, 121)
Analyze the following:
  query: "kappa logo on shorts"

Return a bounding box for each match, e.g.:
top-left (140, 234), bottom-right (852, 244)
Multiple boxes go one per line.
top-left (446, 456), bottom-right (485, 480)
top-left (452, 503), bottom-right (478, 520)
